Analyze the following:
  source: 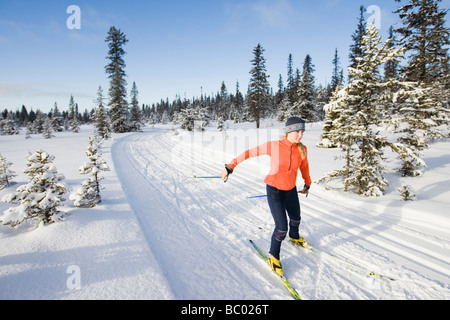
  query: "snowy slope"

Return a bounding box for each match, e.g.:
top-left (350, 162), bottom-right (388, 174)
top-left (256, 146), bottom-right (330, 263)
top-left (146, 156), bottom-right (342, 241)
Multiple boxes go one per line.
top-left (0, 122), bottom-right (449, 300)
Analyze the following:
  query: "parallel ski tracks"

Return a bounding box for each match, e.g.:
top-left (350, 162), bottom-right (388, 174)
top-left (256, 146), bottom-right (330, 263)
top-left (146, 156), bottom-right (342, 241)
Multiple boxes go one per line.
top-left (303, 192), bottom-right (450, 282)
top-left (113, 128), bottom-right (449, 299)
top-left (112, 129), bottom-right (271, 299)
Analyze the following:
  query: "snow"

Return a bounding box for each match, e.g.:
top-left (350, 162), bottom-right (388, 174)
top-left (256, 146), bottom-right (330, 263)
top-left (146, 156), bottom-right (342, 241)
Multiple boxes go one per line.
top-left (0, 121), bottom-right (449, 300)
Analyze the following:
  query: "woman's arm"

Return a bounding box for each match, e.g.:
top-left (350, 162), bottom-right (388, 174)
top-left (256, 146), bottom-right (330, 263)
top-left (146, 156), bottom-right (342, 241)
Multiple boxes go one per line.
top-left (221, 141), bottom-right (271, 181)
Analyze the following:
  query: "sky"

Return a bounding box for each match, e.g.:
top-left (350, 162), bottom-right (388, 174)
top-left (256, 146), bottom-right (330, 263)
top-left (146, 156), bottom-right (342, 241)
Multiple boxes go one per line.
top-left (1, 0), bottom-right (449, 113)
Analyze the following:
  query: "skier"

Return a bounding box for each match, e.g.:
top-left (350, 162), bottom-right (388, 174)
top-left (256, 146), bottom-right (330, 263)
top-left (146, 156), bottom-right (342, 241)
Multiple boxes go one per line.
top-left (221, 116), bottom-right (312, 276)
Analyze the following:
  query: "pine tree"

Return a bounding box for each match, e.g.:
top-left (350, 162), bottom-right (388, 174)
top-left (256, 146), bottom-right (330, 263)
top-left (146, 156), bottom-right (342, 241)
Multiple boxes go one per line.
top-left (315, 84), bottom-right (329, 121)
top-left (388, 84), bottom-right (431, 176)
top-left (248, 43), bottom-right (270, 128)
top-left (68, 95), bottom-right (79, 133)
top-left (19, 105), bottom-right (29, 126)
top-left (274, 74), bottom-right (289, 122)
top-left (348, 6), bottom-right (367, 81)
top-left (275, 74), bottom-right (285, 105)
top-left (105, 26), bottom-right (129, 133)
top-left (70, 138), bottom-right (110, 208)
top-left (384, 26), bottom-right (400, 81)
top-left (173, 104), bottom-right (209, 131)
top-left (51, 102), bottom-right (63, 132)
top-left (395, 0), bottom-right (449, 85)
top-left (0, 112), bottom-right (19, 136)
top-left (217, 81), bottom-right (228, 131)
top-left (276, 95), bottom-right (291, 122)
top-left (330, 48), bottom-right (344, 93)
top-left (0, 154), bottom-right (17, 190)
top-left (292, 54), bottom-right (317, 121)
top-left (129, 81), bottom-right (143, 132)
top-left (70, 110), bottom-right (79, 133)
top-left (33, 111), bottom-right (44, 134)
top-left (25, 123), bottom-right (32, 139)
top-left (379, 26), bottom-right (403, 121)
top-left (231, 81), bottom-right (244, 123)
top-left (319, 50), bottom-right (345, 148)
top-left (317, 87), bottom-right (342, 148)
top-left (395, 0), bottom-right (450, 131)
top-left (93, 86), bottom-right (111, 140)
top-left (1, 150), bottom-right (67, 227)
top-left (286, 54), bottom-right (296, 104)
top-left (319, 23), bottom-right (404, 196)
top-left (398, 185), bottom-right (416, 200)
top-left (42, 115), bottom-right (54, 139)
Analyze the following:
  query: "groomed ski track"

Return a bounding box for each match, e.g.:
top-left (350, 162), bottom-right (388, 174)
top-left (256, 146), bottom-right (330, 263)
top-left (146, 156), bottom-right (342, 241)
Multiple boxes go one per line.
top-left (112, 128), bottom-right (269, 299)
top-left (112, 127), bottom-right (449, 300)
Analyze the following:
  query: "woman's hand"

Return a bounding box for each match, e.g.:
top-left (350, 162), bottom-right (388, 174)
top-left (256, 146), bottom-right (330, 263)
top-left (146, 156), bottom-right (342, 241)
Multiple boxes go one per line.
top-left (299, 184), bottom-right (310, 197)
top-left (221, 165), bottom-right (233, 182)
top-left (221, 168), bottom-right (229, 180)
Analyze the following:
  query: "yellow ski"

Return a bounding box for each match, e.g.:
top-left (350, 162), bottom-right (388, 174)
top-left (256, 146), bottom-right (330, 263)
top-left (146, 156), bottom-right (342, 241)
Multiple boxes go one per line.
top-left (249, 240), bottom-right (301, 300)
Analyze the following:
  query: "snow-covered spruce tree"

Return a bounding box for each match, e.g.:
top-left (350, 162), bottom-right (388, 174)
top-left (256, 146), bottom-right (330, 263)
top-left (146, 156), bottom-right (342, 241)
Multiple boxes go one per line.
top-left (291, 54), bottom-right (317, 122)
top-left (129, 81), bottom-right (144, 132)
top-left (385, 82), bottom-right (432, 176)
top-left (93, 86), bottom-right (111, 140)
top-left (1, 150), bottom-right (67, 227)
top-left (1, 112), bottom-right (19, 136)
top-left (348, 5), bottom-right (367, 82)
top-left (230, 81), bottom-right (244, 123)
top-left (276, 95), bottom-right (291, 122)
top-left (383, 26), bottom-right (400, 82)
top-left (395, 0), bottom-right (450, 133)
top-left (248, 43), bottom-right (271, 128)
top-left (398, 184), bottom-right (416, 201)
top-left (70, 137), bottom-right (110, 208)
top-left (51, 102), bottom-right (63, 132)
top-left (319, 23), bottom-right (404, 196)
top-left (0, 154), bottom-right (17, 190)
top-left (70, 110), bottom-right (79, 133)
top-left (286, 54), bottom-right (297, 105)
top-left (33, 111), bottom-right (45, 134)
top-left (105, 26), bottom-right (129, 133)
top-left (315, 84), bottom-right (329, 121)
top-left (25, 123), bottom-right (32, 139)
top-left (42, 115), bottom-right (54, 139)
top-left (318, 49), bottom-right (345, 148)
top-left (68, 96), bottom-right (80, 133)
top-left (395, 0), bottom-right (449, 86)
top-left (217, 81), bottom-right (228, 131)
top-left (317, 86), bottom-right (343, 148)
top-left (173, 104), bottom-right (209, 131)
top-left (330, 48), bottom-right (344, 93)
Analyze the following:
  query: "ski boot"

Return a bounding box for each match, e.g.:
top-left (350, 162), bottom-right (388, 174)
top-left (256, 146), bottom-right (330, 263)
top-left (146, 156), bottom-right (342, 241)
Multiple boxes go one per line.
top-left (289, 236), bottom-right (310, 248)
top-left (268, 254), bottom-right (284, 276)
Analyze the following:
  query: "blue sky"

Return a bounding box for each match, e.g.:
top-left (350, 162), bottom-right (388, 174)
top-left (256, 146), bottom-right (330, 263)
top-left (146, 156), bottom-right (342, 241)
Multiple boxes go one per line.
top-left (0, 0), bottom-right (448, 113)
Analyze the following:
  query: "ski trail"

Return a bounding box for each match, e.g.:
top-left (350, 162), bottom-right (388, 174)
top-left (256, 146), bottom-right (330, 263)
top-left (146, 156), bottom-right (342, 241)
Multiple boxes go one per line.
top-left (303, 191), bottom-right (450, 287)
top-left (111, 127), bottom-right (450, 300)
top-left (111, 128), bottom-right (275, 299)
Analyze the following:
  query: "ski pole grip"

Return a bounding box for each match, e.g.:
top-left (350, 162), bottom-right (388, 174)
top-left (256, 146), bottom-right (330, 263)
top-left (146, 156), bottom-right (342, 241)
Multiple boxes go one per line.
top-left (223, 164), bottom-right (233, 183)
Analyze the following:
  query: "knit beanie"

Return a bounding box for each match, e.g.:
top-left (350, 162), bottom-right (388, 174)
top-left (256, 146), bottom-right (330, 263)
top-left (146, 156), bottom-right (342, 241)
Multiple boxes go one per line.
top-left (284, 116), bottom-right (305, 133)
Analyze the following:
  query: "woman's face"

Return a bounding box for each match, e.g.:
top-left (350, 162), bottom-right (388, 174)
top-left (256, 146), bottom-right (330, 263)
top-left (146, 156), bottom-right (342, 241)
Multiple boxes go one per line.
top-left (287, 130), bottom-right (304, 144)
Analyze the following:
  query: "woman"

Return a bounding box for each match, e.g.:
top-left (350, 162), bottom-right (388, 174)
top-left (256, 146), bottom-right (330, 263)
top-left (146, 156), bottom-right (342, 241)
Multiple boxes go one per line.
top-left (221, 116), bottom-right (311, 276)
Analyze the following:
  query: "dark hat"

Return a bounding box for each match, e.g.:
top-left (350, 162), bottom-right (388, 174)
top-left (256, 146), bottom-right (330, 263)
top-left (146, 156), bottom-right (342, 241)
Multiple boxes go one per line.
top-left (284, 117), bottom-right (305, 133)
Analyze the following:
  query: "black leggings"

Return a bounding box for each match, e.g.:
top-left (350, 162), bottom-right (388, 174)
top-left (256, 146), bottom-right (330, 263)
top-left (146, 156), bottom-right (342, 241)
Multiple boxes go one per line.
top-left (266, 184), bottom-right (301, 260)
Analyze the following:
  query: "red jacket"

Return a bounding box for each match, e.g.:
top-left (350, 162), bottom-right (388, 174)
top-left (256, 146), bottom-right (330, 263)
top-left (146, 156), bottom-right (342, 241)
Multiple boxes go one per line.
top-left (228, 138), bottom-right (312, 191)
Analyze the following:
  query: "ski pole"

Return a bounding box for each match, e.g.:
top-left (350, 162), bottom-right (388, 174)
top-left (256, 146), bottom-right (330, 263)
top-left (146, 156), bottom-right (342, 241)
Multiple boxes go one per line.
top-left (247, 194), bottom-right (267, 199)
top-left (193, 175), bottom-right (228, 183)
top-left (193, 175), bottom-right (222, 179)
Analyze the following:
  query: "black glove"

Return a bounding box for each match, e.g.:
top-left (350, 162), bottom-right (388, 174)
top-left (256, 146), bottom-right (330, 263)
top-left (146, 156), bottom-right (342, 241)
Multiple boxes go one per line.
top-left (299, 184), bottom-right (310, 197)
top-left (223, 164), bottom-right (233, 182)
top-left (225, 164), bottom-right (233, 175)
